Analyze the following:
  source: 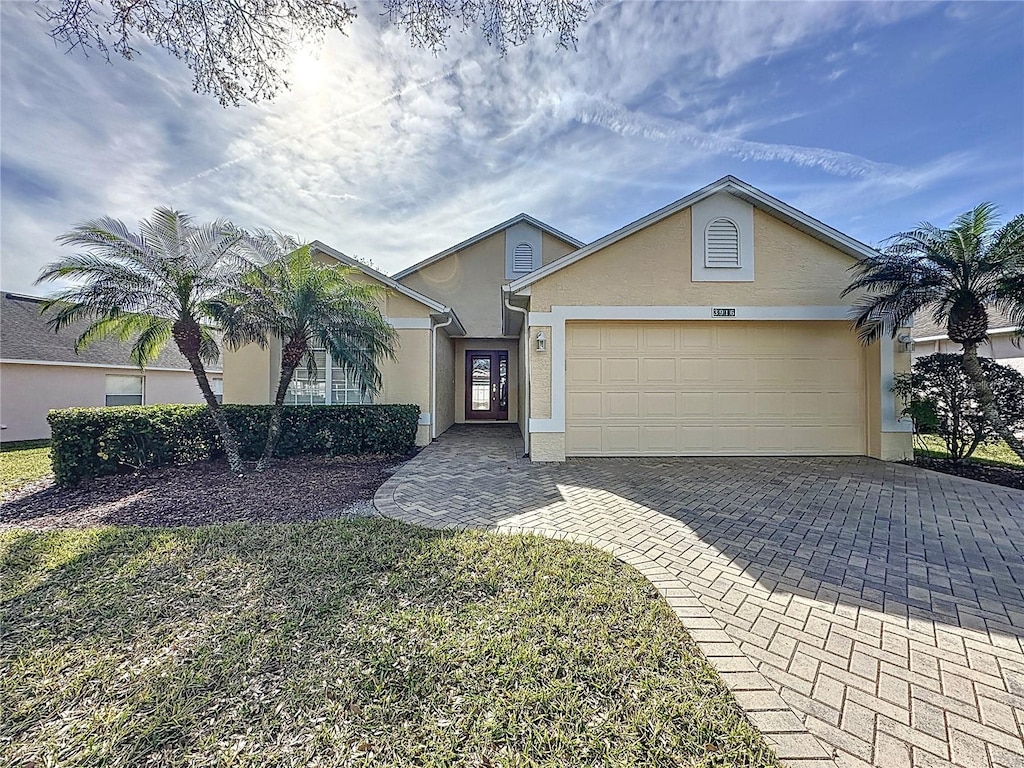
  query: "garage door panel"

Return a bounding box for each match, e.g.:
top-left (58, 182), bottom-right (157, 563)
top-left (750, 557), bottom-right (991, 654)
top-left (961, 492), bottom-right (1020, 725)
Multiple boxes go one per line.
top-left (567, 391), bottom-right (602, 419)
top-left (567, 358), bottom-right (602, 385)
top-left (605, 358), bottom-right (639, 384)
top-left (680, 360), bottom-right (713, 382)
top-left (565, 321), bottom-right (866, 456)
top-left (606, 392), bottom-right (640, 418)
top-left (643, 391), bottom-right (678, 418)
top-left (642, 358), bottom-right (677, 383)
top-left (643, 326), bottom-right (677, 350)
top-left (566, 425), bottom-right (603, 454)
top-left (642, 425), bottom-right (678, 452)
top-left (606, 326), bottom-right (640, 350)
top-left (754, 392), bottom-right (790, 417)
top-left (715, 358), bottom-right (751, 382)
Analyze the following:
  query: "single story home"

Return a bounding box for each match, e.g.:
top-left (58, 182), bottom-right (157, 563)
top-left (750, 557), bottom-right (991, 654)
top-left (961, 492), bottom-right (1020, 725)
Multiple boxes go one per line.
top-left (0, 292), bottom-right (222, 442)
top-left (223, 176), bottom-right (913, 462)
top-left (912, 309), bottom-right (1023, 375)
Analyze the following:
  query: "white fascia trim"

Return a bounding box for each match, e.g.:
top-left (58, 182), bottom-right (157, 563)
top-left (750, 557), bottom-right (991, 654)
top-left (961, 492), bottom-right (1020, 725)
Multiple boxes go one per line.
top-left (0, 358), bottom-right (221, 374)
top-left (508, 175), bottom-right (880, 293)
top-left (388, 317), bottom-right (433, 330)
top-left (532, 304), bottom-right (863, 434)
top-left (392, 214), bottom-right (584, 280)
top-left (914, 326), bottom-right (1019, 343)
top-left (532, 305), bottom-right (850, 324)
top-left (311, 240), bottom-right (449, 314)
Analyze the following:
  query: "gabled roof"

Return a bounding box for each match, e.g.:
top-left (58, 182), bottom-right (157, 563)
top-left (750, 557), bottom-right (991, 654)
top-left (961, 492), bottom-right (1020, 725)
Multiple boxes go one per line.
top-left (0, 292), bottom-right (217, 370)
top-left (508, 175), bottom-right (882, 293)
top-left (311, 241), bottom-right (466, 335)
top-left (392, 213), bottom-right (584, 280)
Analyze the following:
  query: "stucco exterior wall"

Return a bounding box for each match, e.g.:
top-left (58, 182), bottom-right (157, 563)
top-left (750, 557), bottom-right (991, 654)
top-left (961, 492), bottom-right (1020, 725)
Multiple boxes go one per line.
top-left (528, 326), bottom-right (552, 420)
top-left (531, 432), bottom-right (566, 462)
top-left (541, 232), bottom-right (579, 265)
top-left (380, 327), bottom-right (432, 445)
top-left (530, 208), bottom-right (857, 312)
top-left (517, 329), bottom-right (528, 446)
top-left (397, 229), bottom-right (580, 337)
top-left (434, 330), bottom-right (456, 437)
top-left (0, 363), bottom-right (214, 442)
top-left (398, 232), bottom-right (507, 337)
top-left (223, 337), bottom-right (278, 405)
top-left (454, 339), bottom-right (519, 424)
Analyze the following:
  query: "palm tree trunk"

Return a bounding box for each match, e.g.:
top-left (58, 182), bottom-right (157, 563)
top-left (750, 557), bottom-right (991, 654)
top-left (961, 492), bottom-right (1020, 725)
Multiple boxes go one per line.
top-left (960, 344), bottom-right (1024, 461)
top-left (257, 338), bottom-right (304, 472)
top-left (173, 321), bottom-right (244, 473)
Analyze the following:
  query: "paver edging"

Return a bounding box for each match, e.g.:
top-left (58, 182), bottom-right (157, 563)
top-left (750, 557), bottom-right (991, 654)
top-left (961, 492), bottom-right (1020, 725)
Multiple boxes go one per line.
top-left (374, 457), bottom-right (838, 767)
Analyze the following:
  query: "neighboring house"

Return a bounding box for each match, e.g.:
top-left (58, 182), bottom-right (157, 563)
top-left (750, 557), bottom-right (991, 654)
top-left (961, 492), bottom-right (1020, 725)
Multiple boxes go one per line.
top-left (0, 292), bottom-right (222, 442)
top-left (223, 176), bottom-right (914, 461)
top-left (911, 309), bottom-right (1023, 375)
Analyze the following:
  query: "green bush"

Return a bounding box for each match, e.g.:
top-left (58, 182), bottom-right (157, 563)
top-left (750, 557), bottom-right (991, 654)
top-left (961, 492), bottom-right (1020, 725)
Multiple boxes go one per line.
top-left (893, 353), bottom-right (1024, 462)
top-left (48, 404), bottom-right (419, 485)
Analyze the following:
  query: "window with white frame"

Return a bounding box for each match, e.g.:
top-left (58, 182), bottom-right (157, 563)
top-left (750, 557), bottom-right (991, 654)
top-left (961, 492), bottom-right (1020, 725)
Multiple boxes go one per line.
top-left (284, 349), bottom-right (373, 405)
top-left (105, 374), bottom-right (143, 406)
top-left (211, 377), bottom-right (223, 404)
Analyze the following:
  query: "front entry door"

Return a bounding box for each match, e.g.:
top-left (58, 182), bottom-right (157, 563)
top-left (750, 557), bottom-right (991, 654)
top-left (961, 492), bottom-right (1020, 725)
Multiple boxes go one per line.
top-left (465, 350), bottom-right (509, 421)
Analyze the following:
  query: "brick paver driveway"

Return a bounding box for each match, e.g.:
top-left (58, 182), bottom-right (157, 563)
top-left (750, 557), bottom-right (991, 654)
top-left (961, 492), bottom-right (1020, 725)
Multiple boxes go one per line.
top-left (375, 425), bottom-right (1024, 768)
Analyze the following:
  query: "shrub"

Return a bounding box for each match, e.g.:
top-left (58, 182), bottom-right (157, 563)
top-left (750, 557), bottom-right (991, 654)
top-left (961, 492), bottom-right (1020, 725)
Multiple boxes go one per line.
top-left (893, 353), bottom-right (1024, 462)
top-left (48, 404), bottom-right (419, 485)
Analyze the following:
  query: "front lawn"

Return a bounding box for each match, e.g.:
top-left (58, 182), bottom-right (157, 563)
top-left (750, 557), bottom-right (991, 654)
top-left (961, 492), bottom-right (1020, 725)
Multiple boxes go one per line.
top-left (1, 520), bottom-right (778, 768)
top-left (0, 442), bottom-right (53, 494)
top-left (915, 434), bottom-right (1024, 468)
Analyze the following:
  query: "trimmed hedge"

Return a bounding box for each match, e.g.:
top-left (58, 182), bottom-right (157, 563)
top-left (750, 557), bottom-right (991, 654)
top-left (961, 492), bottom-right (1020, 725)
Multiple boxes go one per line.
top-left (48, 403), bottom-right (420, 485)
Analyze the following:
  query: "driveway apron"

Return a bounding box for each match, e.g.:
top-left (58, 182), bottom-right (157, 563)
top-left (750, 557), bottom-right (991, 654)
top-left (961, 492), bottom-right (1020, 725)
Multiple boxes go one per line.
top-left (375, 425), bottom-right (1024, 768)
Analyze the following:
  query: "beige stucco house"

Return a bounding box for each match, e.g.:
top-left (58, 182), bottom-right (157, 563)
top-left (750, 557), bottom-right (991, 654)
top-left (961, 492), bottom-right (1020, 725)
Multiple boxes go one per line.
top-left (0, 292), bottom-right (222, 442)
top-left (223, 176), bottom-right (914, 461)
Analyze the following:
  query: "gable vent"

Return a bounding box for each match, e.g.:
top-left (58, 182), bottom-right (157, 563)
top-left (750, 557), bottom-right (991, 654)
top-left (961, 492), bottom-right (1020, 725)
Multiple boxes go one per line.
top-left (705, 218), bottom-right (741, 267)
top-left (512, 242), bottom-right (534, 272)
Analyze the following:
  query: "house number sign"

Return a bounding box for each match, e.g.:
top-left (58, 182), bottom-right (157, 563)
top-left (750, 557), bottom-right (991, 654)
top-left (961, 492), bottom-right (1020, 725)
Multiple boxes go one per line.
top-left (712, 307), bottom-right (736, 317)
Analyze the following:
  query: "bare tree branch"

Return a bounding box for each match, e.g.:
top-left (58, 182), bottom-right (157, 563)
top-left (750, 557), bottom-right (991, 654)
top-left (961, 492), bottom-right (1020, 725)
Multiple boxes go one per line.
top-left (41, 0), bottom-right (595, 106)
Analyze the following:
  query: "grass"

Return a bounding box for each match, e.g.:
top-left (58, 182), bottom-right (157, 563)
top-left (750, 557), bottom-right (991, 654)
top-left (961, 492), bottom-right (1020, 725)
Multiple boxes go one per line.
top-left (915, 434), bottom-right (1024, 468)
top-left (0, 442), bottom-right (53, 494)
top-left (0, 519), bottom-right (778, 768)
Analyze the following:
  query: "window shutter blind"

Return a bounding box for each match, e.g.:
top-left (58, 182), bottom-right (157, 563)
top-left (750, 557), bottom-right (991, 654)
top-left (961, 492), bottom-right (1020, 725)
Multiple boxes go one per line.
top-left (512, 242), bottom-right (534, 272)
top-left (705, 218), bottom-right (740, 267)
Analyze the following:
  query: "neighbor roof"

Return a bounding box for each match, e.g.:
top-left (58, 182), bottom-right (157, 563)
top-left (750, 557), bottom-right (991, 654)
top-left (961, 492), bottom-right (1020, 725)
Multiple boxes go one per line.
top-left (912, 307), bottom-right (1019, 341)
top-left (310, 241), bottom-right (466, 335)
top-left (0, 292), bottom-right (216, 370)
top-left (507, 175), bottom-right (881, 293)
top-left (392, 213), bottom-right (585, 280)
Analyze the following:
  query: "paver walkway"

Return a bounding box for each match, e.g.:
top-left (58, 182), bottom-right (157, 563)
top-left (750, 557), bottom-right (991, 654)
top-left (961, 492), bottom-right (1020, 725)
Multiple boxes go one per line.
top-left (375, 425), bottom-right (1024, 768)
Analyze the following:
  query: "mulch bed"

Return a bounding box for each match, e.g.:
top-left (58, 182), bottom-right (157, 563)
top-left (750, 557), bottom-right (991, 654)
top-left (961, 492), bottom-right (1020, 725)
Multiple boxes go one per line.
top-left (0, 454), bottom-right (408, 532)
top-left (907, 456), bottom-right (1024, 491)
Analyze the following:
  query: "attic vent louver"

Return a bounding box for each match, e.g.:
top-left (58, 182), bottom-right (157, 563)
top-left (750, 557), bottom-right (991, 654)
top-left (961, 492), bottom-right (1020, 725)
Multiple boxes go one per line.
top-left (705, 218), bottom-right (741, 267)
top-left (512, 242), bottom-right (534, 272)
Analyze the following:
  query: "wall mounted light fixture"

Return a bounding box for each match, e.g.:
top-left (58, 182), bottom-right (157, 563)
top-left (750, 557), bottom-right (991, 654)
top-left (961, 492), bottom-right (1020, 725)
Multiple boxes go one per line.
top-left (536, 331), bottom-right (547, 352)
top-left (896, 333), bottom-right (915, 353)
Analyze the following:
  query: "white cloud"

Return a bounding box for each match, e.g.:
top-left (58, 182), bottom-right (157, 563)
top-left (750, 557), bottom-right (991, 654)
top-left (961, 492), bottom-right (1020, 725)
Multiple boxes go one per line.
top-left (0, 0), bottom-right (1016, 294)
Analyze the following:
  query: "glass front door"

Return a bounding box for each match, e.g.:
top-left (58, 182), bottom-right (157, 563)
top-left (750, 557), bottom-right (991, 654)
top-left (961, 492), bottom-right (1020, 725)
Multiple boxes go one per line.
top-left (465, 350), bottom-right (509, 420)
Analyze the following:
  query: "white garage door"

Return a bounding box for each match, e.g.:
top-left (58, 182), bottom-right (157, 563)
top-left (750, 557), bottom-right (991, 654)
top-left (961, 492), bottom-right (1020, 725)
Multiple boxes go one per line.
top-left (565, 321), bottom-right (866, 456)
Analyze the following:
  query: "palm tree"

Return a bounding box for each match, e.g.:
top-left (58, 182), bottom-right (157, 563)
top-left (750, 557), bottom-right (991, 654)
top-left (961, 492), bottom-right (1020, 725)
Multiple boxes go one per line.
top-left (213, 236), bottom-right (398, 470)
top-left (36, 208), bottom-right (253, 473)
top-left (844, 203), bottom-right (1024, 460)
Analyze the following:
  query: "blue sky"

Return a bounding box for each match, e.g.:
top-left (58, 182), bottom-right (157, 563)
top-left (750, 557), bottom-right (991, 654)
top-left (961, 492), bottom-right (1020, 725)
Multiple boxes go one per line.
top-left (2, 1), bottom-right (1022, 294)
